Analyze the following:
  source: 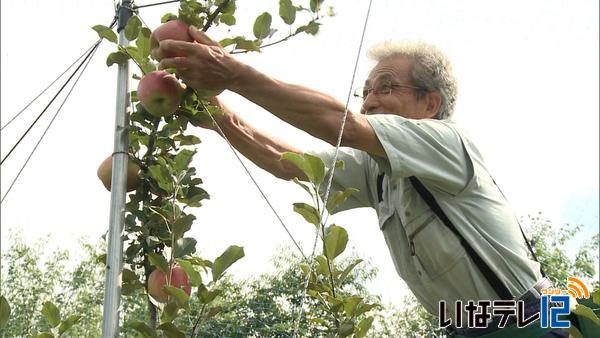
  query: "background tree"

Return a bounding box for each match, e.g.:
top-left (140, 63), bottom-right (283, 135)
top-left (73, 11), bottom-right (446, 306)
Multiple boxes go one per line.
top-left (1, 213), bottom-right (597, 336)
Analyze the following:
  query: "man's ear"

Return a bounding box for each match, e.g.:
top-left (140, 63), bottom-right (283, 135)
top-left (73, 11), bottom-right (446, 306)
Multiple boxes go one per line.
top-left (424, 91), bottom-right (442, 119)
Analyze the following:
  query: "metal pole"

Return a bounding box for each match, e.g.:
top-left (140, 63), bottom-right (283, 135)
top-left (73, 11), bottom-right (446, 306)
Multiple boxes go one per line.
top-left (102, 1), bottom-right (133, 336)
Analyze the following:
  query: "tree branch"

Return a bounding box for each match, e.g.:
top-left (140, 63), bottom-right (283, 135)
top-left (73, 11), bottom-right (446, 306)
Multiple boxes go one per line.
top-left (202, 0), bottom-right (231, 32)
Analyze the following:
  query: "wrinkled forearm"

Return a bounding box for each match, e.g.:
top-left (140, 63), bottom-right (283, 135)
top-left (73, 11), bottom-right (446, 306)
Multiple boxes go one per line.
top-left (229, 64), bottom-right (356, 147)
top-left (214, 110), bottom-right (306, 181)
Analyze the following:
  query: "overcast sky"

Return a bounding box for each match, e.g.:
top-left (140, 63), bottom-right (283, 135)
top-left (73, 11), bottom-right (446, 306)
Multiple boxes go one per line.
top-left (1, 0), bottom-right (598, 305)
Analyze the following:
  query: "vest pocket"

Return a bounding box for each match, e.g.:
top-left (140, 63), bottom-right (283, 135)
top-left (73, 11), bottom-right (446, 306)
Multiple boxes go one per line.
top-left (406, 215), bottom-right (466, 280)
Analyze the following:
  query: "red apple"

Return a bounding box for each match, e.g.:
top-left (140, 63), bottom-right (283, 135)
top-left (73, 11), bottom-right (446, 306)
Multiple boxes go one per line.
top-left (137, 70), bottom-right (184, 117)
top-left (147, 265), bottom-right (191, 303)
top-left (97, 155), bottom-right (140, 192)
top-left (150, 20), bottom-right (193, 58)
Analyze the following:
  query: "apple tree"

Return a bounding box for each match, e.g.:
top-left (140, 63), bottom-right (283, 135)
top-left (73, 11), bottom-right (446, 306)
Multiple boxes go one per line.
top-left (91, 0), bottom-right (342, 336)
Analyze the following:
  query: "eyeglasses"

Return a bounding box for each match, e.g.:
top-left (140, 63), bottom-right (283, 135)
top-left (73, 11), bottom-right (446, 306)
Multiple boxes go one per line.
top-left (353, 83), bottom-right (427, 100)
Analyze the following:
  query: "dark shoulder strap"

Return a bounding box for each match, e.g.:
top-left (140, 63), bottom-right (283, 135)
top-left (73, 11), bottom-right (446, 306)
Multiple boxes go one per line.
top-left (376, 173), bottom-right (385, 203)
top-left (408, 176), bottom-right (514, 300)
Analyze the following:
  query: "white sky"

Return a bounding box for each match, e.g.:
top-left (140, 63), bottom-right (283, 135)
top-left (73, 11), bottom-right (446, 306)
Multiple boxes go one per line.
top-left (1, 0), bottom-right (598, 306)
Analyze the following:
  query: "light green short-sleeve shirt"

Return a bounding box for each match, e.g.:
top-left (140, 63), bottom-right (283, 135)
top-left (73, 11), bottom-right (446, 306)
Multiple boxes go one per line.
top-left (312, 114), bottom-right (542, 317)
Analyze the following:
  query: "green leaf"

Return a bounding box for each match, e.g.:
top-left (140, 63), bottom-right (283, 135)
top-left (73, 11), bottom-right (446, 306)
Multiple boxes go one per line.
top-left (106, 51), bottom-right (130, 67)
top-left (212, 245), bottom-right (245, 282)
top-left (354, 302), bottom-right (379, 317)
top-left (148, 164), bottom-right (173, 192)
top-left (220, 0), bottom-right (236, 14)
top-left (282, 152), bottom-right (325, 184)
top-left (124, 46), bottom-right (141, 61)
top-left (172, 214), bottom-right (196, 238)
top-left (219, 38), bottom-right (235, 47)
top-left (92, 25), bottom-right (117, 43)
top-left (174, 149), bottom-right (195, 171)
top-left (41, 301), bottom-right (61, 328)
top-left (129, 321), bottom-right (159, 337)
top-left (296, 21), bottom-right (320, 35)
top-left (304, 153), bottom-right (325, 185)
top-left (338, 259), bottom-right (363, 283)
top-left (327, 295), bottom-right (344, 311)
top-left (279, 0), bottom-right (296, 25)
top-left (58, 315), bottom-right (81, 335)
top-left (34, 333), bottom-right (54, 338)
top-left (163, 286), bottom-right (190, 309)
top-left (326, 188), bottom-right (359, 213)
top-left (0, 296), bottom-right (10, 328)
top-left (253, 12), bottom-right (272, 39)
top-left (174, 134), bottom-right (201, 145)
top-left (568, 326), bottom-right (584, 338)
top-left (299, 263), bottom-right (310, 275)
top-left (292, 177), bottom-right (313, 197)
top-left (96, 253), bottom-right (107, 265)
top-left (197, 284), bottom-right (222, 304)
top-left (314, 255), bottom-right (329, 276)
top-left (573, 303), bottom-right (600, 326)
top-left (160, 301), bottom-right (180, 324)
top-left (141, 59), bottom-right (157, 74)
top-left (293, 203), bottom-right (320, 226)
top-left (355, 316), bottom-right (374, 338)
top-left (173, 237), bottom-right (197, 258)
top-left (592, 286), bottom-right (600, 305)
top-left (124, 16), bottom-right (142, 41)
top-left (234, 37), bottom-right (260, 52)
top-left (282, 152), bottom-right (309, 180)
top-left (137, 27), bottom-right (152, 58)
top-left (220, 14), bottom-right (236, 26)
top-left (157, 322), bottom-right (186, 338)
top-left (148, 252), bottom-right (169, 273)
top-left (205, 306), bottom-right (222, 318)
top-left (309, 0), bottom-right (324, 12)
top-left (343, 296), bottom-right (362, 317)
top-left (122, 280), bottom-right (144, 295)
top-left (338, 321), bottom-right (354, 337)
top-left (175, 259), bottom-right (202, 286)
top-left (324, 225), bottom-right (348, 260)
top-left (122, 268), bottom-right (138, 282)
top-left (161, 13), bottom-right (178, 23)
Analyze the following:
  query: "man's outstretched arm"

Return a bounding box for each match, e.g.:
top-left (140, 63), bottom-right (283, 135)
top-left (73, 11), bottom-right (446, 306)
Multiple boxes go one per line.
top-left (155, 26), bottom-right (386, 159)
top-left (205, 97), bottom-right (306, 181)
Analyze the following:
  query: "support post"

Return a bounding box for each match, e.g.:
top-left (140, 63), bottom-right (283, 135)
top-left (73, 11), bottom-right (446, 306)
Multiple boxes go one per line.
top-left (102, 1), bottom-right (133, 336)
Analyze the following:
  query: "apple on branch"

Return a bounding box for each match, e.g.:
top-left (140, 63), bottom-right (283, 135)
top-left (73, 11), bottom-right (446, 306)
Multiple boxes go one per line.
top-left (147, 265), bottom-right (191, 303)
top-left (97, 155), bottom-right (140, 192)
top-left (150, 20), bottom-right (193, 58)
top-left (137, 70), bottom-right (185, 117)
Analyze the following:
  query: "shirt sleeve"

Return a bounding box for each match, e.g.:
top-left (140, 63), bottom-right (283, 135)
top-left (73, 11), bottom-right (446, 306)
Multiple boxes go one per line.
top-left (308, 147), bottom-right (374, 214)
top-left (365, 114), bottom-right (470, 195)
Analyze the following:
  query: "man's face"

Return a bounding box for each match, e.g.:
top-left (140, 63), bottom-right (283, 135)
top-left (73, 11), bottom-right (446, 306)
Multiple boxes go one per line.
top-left (361, 56), bottom-right (435, 119)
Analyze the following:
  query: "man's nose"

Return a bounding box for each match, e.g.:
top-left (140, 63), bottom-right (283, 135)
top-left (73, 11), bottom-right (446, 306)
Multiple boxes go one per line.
top-left (361, 93), bottom-right (380, 114)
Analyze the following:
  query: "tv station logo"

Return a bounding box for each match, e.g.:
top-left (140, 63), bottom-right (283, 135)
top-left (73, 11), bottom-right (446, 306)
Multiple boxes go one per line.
top-left (438, 276), bottom-right (590, 330)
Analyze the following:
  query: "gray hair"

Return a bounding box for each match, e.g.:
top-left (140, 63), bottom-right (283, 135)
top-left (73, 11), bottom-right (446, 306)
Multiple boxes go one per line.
top-left (367, 40), bottom-right (458, 120)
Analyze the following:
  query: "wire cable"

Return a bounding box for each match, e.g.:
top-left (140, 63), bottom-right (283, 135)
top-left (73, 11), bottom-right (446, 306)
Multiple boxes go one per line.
top-left (0, 40), bottom-right (102, 166)
top-left (201, 101), bottom-right (309, 263)
top-left (133, 0), bottom-right (178, 9)
top-left (1, 41), bottom-right (102, 204)
top-left (292, 1), bottom-right (374, 336)
top-left (0, 42), bottom-right (98, 132)
top-left (1, 17), bottom-right (117, 166)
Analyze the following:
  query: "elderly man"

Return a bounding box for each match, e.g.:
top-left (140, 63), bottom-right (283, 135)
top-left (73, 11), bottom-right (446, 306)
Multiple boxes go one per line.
top-left (154, 26), bottom-right (566, 337)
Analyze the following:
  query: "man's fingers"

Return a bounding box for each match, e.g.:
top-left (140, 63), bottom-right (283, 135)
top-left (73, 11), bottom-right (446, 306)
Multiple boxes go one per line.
top-left (151, 48), bottom-right (164, 61)
top-left (189, 26), bottom-right (220, 46)
top-left (159, 40), bottom-right (199, 56)
top-left (159, 57), bottom-right (190, 71)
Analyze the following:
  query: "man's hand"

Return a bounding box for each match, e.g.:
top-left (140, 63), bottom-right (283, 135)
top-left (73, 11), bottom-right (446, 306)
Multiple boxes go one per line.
top-left (152, 26), bottom-right (244, 92)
